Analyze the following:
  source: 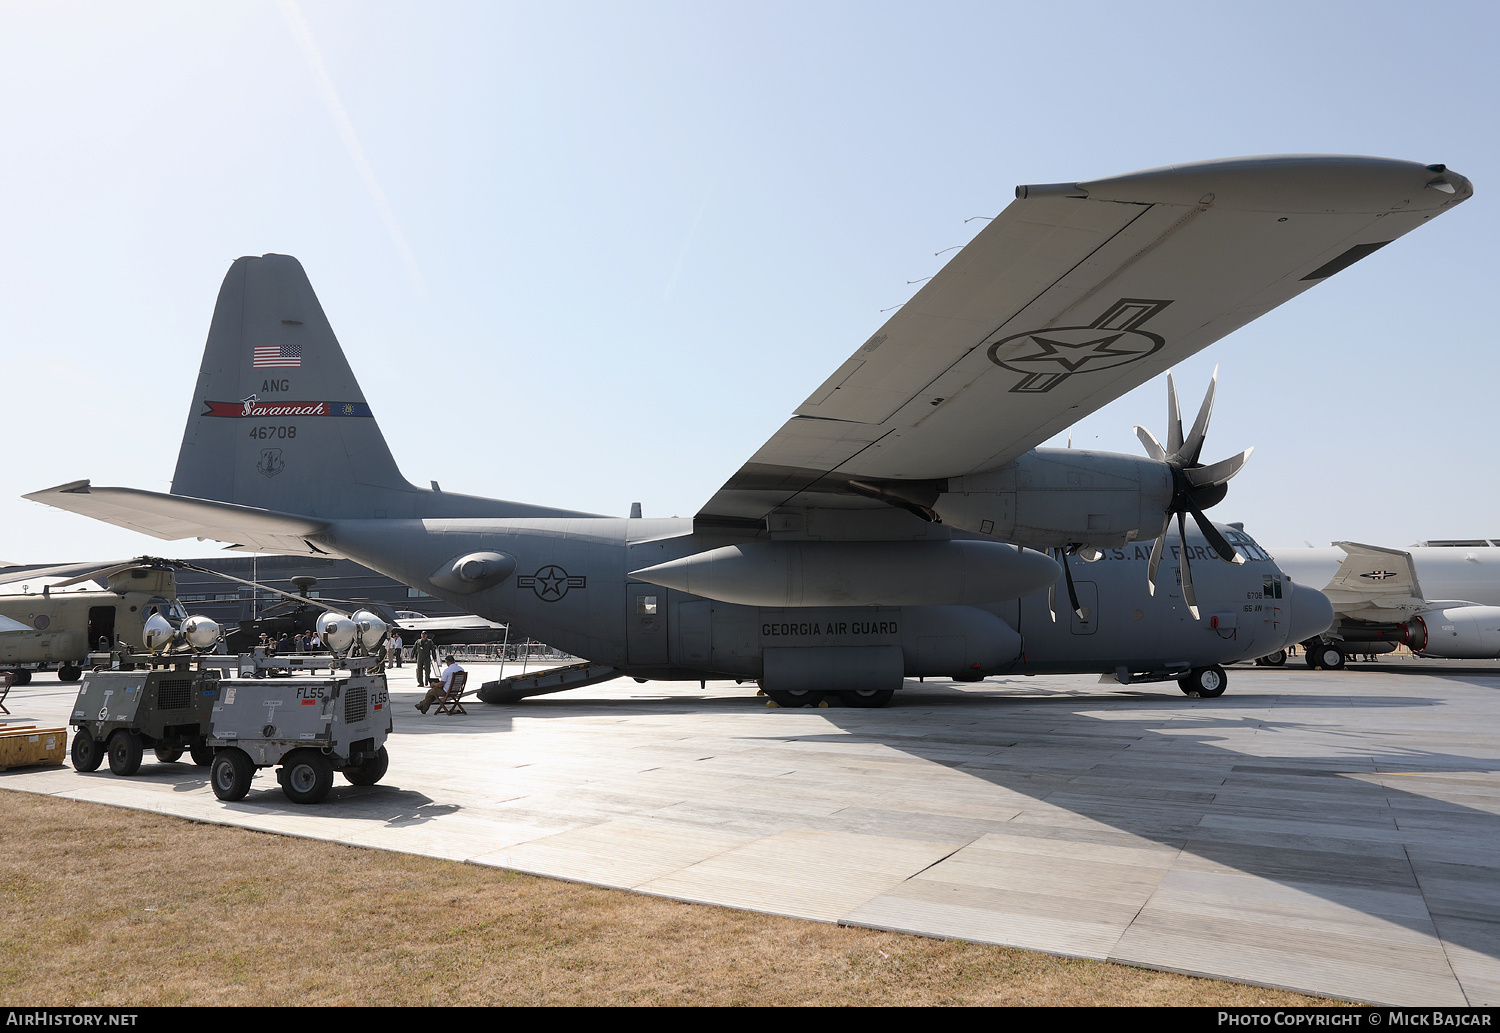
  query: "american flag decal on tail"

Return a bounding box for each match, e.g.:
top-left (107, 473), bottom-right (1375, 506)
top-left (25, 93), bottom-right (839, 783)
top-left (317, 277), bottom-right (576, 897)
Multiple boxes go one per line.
top-left (253, 343), bottom-right (302, 368)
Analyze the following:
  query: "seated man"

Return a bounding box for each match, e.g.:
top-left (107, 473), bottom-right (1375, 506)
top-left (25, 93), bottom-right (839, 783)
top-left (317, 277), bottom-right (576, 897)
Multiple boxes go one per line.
top-left (416, 655), bottom-right (466, 714)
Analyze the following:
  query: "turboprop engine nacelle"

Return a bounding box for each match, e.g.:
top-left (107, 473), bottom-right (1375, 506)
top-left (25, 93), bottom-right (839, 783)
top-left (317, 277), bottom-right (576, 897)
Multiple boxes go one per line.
top-left (1406, 608), bottom-right (1500, 659)
top-left (629, 539), bottom-right (1059, 608)
top-left (932, 448), bottom-right (1173, 549)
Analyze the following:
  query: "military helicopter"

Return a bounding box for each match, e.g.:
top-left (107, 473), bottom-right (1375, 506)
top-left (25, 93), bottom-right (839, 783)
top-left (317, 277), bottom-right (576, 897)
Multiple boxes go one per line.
top-left (0, 559), bottom-right (186, 684)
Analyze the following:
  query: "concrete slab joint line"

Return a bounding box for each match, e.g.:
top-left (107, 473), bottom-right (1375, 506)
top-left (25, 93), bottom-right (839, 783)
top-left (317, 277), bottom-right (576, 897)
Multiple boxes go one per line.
top-left (1403, 842), bottom-right (1470, 1006)
top-left (6, 663), bottom-right (1500, 1003)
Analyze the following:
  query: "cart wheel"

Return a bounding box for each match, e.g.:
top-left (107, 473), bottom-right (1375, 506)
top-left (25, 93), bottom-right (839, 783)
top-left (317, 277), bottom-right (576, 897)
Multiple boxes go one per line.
top-left (281, 750), bottom-right (335, 804)
top-left (210, 749), bottom-right (254, 802)
top-left (106, 730), bottom-right (143, 776)
top-left (71, 730), bottom-right (103, 772)
top-left (153, 745), bottom-right (183, 764)
top-left (342, 745), bottom-right (389, 786)
top-left (189, 742), bottom-right (214, 767)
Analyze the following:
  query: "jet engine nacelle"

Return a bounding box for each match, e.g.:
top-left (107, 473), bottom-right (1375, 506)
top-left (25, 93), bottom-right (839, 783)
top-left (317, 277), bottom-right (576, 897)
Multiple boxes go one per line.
top-left (1406, 607), bottom-right (1500, 659)
top-left (934, 448), bottom-right (1173, 549)
top-left (630, 540), bottom-right (1059, 607)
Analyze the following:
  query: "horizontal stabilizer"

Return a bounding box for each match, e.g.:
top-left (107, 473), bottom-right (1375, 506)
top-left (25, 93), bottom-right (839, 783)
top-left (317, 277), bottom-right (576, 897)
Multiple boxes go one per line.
top-left (1319, 540), bottom-right (1427, 618)
top-left (23, 480), bottom-right (332, 555)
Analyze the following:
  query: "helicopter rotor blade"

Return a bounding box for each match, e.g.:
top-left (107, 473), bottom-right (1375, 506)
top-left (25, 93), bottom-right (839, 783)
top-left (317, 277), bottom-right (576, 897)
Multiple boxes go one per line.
top-left (171, 562), bottom-right (355, 617)
top-left (51, 560), bottom-right (155, 589)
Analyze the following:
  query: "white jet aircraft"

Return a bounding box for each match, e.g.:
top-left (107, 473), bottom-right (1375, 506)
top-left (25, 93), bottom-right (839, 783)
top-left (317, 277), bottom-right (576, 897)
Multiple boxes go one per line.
top-left (1271, 541), bottom-right (1500, 667)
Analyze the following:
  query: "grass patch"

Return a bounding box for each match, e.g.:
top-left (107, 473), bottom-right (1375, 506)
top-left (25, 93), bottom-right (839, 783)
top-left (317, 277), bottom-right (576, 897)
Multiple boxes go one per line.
top-left (0, 789), bottom-right (1347, 1006)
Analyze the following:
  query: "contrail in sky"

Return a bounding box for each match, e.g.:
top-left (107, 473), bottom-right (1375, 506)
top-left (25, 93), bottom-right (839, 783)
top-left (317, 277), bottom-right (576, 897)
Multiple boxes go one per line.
top-left (664, 180), bottom-right (711, 301)
top-left (277, 0), bottom-right (427, 294)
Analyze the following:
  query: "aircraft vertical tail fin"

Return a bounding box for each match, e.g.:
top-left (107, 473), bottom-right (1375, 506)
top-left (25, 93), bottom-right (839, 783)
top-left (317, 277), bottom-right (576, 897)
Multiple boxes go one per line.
top-left (171, 254), bottom-right (413, 517)
top-left (171, 254), bottom-right (591, 522)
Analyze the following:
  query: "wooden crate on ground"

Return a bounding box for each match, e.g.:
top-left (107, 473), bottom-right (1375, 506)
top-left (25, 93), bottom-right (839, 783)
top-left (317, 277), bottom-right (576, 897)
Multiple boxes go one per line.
top-left (0, 725), bottom-right (67, 771)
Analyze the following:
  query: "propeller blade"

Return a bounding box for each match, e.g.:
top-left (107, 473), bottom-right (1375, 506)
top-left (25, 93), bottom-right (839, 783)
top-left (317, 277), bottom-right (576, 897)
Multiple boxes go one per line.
top-left (1135, 425), bottom-right (1167, 462)
top-left (1146, 531), bottom-right (1165, 596)
top-left (1062, 548), bottom-right (1084, 619)
top-left (1166, 372), bottom-right (1183, 456)
top-left (1189, 505), bottom-right (1243, 564)
top-left (1180, 365), bottom-right (1218, 465)
top-left (1183, 446), bottom-right (1254, 489)
top-left (1177, 512), bottom-right (1199, 620)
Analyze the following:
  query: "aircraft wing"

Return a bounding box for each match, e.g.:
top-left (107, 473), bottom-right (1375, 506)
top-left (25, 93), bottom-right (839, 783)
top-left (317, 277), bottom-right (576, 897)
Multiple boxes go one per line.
top-left (396, 615), bottom-right (507, 633)
top-left (697, 155), bottom-right (1472, 527)
top-left (22, 480), bottom-right (336, 556)
top-left (1319, 541), bottom-right (1427, 619)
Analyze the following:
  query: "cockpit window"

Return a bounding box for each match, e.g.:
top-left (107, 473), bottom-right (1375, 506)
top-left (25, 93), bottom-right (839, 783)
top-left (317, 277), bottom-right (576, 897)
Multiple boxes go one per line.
top-left (1224, 529), bottom-right (1270, 562)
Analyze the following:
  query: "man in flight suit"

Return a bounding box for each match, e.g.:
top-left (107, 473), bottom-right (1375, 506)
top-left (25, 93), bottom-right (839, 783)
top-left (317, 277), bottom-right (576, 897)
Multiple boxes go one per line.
top-left (413, 632), bottom-right (440, 686)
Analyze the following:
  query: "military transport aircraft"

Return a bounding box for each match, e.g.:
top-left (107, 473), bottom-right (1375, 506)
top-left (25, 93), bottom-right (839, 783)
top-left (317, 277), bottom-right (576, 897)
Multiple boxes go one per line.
top-left (1270, 541), bottom-right (1500, 668)
top-left (25, 155), bottom-right (1470, 705)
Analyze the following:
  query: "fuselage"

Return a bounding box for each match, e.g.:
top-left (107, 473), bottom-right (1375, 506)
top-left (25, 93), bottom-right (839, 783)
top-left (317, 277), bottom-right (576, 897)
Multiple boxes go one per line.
top-left (320, 516), bottom-right (1322, 681)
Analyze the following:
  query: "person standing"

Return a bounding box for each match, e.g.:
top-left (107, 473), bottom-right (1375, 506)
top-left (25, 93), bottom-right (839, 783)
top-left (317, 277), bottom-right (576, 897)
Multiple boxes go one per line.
top-left (390, 630), bottom-right (404, 668)
top-left (413, 632), bottom-right (439, 685)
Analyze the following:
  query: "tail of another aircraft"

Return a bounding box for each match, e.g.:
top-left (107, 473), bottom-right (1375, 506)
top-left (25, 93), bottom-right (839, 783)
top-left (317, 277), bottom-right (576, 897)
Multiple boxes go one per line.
top-left (171, 254), bottom-right (589, 521)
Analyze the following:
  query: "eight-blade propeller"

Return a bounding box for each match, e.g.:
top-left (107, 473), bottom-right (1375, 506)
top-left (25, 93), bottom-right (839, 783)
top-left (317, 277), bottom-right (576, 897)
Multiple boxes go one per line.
top-left (1133, 367), bottom-right (1253, 620)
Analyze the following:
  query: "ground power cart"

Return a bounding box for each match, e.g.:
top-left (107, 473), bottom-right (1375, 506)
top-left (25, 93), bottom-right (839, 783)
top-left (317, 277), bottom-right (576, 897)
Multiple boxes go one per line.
top-left (68, 668), bottom-right (219, 774)
top-left (207, 667), bottom-right (391, 804)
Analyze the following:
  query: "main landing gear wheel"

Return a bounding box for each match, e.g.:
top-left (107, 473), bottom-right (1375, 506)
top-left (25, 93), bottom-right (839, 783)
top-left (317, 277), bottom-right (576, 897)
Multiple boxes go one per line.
top-left (342, 745), bottom-right (389, 786)
top-left (107, 730), bottom-right (143, 775)
top-left (71, 731), bottom-right (103, 772)
top-left (280, 750), bottom-right (334, 804)
top-left (839, 689), bottom-right (895, 709)
top-left (210, 749), bottom-right (254, 802)
top-left (57, 665), bottom-right (82, 683)
top-left (153, 745), bottom-right (183, 764)
top-left (764, 689), bottom-right (824, 708)
top-left (6, 670), bottom-right (31, 686)
top-left (1261, 650), bottom-right (1287, 667)
top-left (1312, 645), bottom-right (1346, 670)
top-left (1179, 666), bottom-right (1227, 698)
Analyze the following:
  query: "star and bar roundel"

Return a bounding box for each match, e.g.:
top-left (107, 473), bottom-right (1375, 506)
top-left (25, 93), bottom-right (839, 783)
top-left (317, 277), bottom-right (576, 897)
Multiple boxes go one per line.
top-left (988, 298), bottom-right (1172, 393)
top-left (518, 565), bottom-right (588, 602)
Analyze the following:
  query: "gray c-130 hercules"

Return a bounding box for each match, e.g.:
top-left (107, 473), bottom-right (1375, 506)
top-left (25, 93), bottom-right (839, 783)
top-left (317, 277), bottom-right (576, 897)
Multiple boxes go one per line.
top-left (28, 155), bottom-right (1471, 705)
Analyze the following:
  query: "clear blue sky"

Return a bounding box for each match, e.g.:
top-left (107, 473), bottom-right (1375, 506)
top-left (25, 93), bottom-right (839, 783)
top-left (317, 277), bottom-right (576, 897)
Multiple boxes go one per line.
top-left (2, 0), bottom-right (1495, 564)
